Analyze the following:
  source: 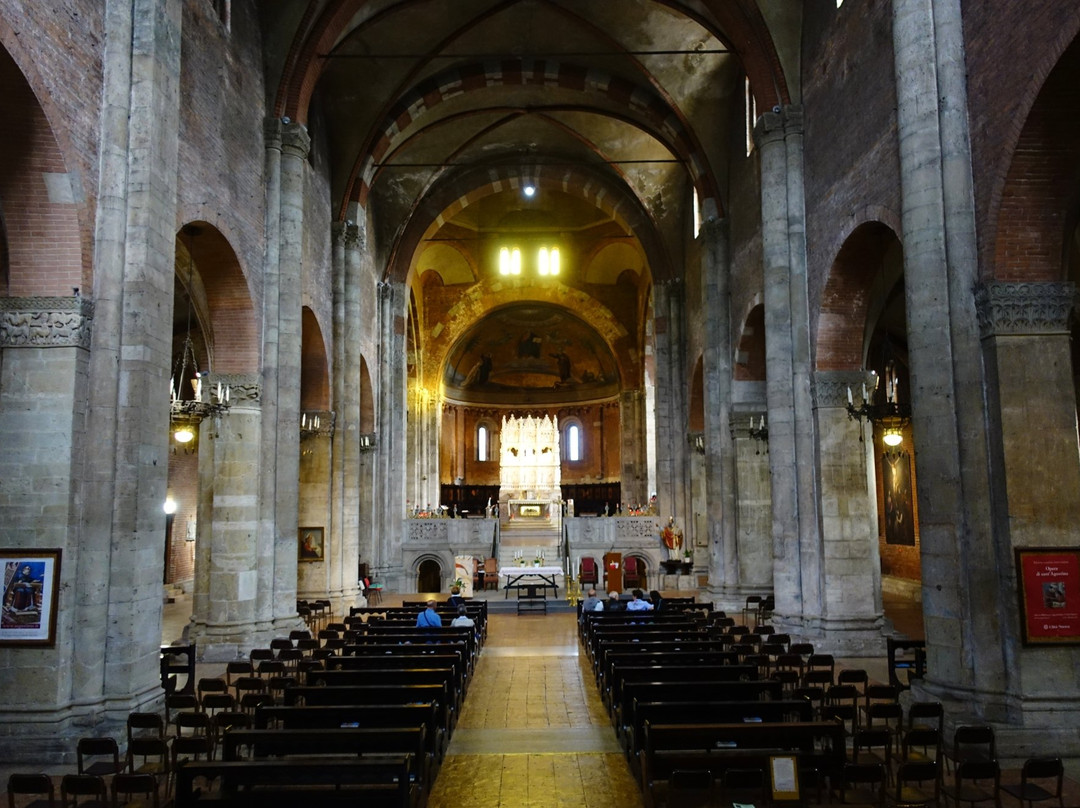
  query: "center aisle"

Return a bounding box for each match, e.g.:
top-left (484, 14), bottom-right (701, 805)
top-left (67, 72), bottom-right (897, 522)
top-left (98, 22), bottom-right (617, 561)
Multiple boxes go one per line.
top-left (429, 612), bottom-right (645, 808)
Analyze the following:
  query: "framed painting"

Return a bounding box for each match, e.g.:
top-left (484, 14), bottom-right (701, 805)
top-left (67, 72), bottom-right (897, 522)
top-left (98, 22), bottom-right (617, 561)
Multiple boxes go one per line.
top-left (1015, 547), bottom-right (1080, 645)
top-left (298, 527), bottom-right (325, 562)
top-left (1, 548), bottom-right (62, 646)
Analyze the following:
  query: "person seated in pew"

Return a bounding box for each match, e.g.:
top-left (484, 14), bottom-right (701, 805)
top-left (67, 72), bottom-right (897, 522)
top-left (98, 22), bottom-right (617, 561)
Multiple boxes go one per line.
top-left (649, 589), bottom-right (663, 612)
top-left (581, 588), bottom-right (603, 614)
top-left (607, 591), bottom-right (625, 612)
top-left (416, 599), bottom-right (442, 627)
top-left (447, 586), bottom-right (465, 609)
top-left (450, 606), bottom-right (474, 628)
top-left (626, 588), bottom-right (654, 612)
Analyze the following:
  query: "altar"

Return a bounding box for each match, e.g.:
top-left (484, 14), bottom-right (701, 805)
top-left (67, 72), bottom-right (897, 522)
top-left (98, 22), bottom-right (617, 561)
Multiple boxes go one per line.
top-left (499, 565), bottom-right (563, 599)
top-left (507, 499), bottom-right (553, 520)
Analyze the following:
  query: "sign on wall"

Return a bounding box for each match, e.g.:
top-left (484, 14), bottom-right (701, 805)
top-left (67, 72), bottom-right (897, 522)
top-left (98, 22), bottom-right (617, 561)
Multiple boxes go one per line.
top-left (1015, 547), bottom-right (1080, 645)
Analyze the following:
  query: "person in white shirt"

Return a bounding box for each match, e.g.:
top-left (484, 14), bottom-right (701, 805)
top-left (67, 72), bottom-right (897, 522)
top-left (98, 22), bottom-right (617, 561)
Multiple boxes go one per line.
top-left (580, 588), bottom-right (603, 614)
top-left (625, 588), bottom-right (654, 611)
top-left (450, 606), bottom-right (475, 628)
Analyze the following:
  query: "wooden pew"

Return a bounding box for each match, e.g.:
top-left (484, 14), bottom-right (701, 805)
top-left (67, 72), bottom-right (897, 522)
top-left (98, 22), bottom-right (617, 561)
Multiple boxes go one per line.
top-left (623, 698), bottom-right (814, 758)
top-left (173, 757), bottom-right (414, 808)
top-left (640, 720), bottom-right (846, 808)
top-left (305, 667), bottom-right (462, 715)
top-left (254, 702), bottom-right (445, 759)
top-left (324, 653), bottom-right (467, 697)
top-left (614, 679), bottom-right (784, 736)
top-left (219, 726), bottom-right (430, 798)
top-left (605, 663), bottom-right (757, 716)
top-left (597, 650), bottom-right (739, 692)
top-left (285, 684), bottom-right (453, 736)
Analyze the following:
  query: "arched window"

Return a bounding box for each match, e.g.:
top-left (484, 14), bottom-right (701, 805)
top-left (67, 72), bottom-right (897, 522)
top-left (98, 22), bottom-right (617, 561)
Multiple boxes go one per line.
top-left (565, 421), bottom-right (583, 462)
top-left (477, 424), bottom-right (489, 462)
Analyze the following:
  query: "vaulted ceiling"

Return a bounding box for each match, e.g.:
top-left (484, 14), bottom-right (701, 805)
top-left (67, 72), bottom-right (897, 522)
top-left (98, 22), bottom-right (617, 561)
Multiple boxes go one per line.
top-left (260, 0), bottom-right (799, 398)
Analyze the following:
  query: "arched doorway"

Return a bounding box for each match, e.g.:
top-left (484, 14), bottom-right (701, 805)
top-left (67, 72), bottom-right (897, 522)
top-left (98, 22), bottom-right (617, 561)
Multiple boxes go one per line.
top-left (417, 559), bottom-right (442, 593)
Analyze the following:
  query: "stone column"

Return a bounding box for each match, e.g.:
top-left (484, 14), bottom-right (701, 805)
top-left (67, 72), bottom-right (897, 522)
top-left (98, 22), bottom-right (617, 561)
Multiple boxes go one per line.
top-left (0, 298), bottom-right (92, 759)
top-left (975, 281), bottom-right (1080, 749)
top-left (339, 224), bottom-right (363, 608)
top-left (376, 280), bottom-right (409, 590)
top-left (619, 390), bottom-right (647, 506)
top-left (73, 0), bottom-right (182, 731)
top-left (893, 0), bottom-right (1004, 719)
top-left (328, 223), bottom-right (346, 592)
top-left (754, 106), bottom-right (821, 633)
top-left (652, 279), bottom-right (691, 525)
top-left (731, 407), bottom-right (774, 610)
top-left (813, 372), bottom-right (886, 655)
top-left (189, 375), bottom-right (262, 659)
top-left (698, 219), bottom-right (738, 605)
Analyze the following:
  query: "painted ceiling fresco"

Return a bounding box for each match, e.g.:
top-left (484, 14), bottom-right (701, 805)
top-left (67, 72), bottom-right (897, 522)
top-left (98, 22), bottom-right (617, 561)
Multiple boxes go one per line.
top-left (443, 303), bottom-right (621, 405)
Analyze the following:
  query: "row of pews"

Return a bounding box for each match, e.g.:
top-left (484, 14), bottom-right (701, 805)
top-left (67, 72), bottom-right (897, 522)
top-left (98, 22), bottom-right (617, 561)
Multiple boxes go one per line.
top-left (174, 601), bottom-right (486, 808)
top-left (581, 608), bottom-right (844, 808)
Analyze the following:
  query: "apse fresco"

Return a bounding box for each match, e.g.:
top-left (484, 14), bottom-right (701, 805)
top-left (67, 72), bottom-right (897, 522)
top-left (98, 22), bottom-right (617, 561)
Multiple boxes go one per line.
top-left (444, 304), bottom-right (620, 404)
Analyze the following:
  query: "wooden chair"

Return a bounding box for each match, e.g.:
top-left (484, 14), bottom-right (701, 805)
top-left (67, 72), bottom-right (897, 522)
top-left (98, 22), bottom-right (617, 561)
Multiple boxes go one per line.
top-left (579, 557), bottom-right (599, 586)
top-left (125, 737), bottom-right (169, 785)
top-left (110, 773), bottom-right (159, 807)
top-left (908, 701), bottom-right (944, 735)
top-left (945, 725), bottom-right (995, 774)
top-left (894, 761), bottom-right (942, 808)
top-left (125, 713), bottom-right (164, 745)
top-left (483, 557), bottom-right (498, 590)
top-left (76, 737), bottom-right (123, 779)
top-left (1001, 757), bottom-right (1064, 808)
top-left (59, 774), bottom-right (107, 808)
top-left (6, 772), bottom-right (55, 808)
top-left (950, 759), bottom-right (1001, 808)
top-left (836, 762), bottom-right (887, 807)
top-left (901, 728), bottom-right (943, 768)
top-left (742, 595), bottom-right (762, 625)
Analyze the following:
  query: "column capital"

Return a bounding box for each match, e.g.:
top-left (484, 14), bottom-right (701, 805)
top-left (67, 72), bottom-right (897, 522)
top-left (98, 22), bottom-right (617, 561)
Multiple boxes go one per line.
top-left (281, 121), bottom-right (311, 160)
top-left (202, 373), bottom-right (261, 407)
top-left (975, 281), bottom-right (1076, 338)
top-left (698, 216), bottom-right (728, 244)
top-left (345, 223), bottom-right (363, 250)
top-left (0, 296), bottom-right (93, 349)
top-left (753, 104), bottom-right (804, 149)
top-left (264, 116), bottom-right (283, 149)
top-left (814, 370), bottom-right (878, 408)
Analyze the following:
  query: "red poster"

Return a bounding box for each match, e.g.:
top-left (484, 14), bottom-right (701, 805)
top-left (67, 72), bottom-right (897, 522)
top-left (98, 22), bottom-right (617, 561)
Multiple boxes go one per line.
top-left (1016, 549), bottom-right (1080, 645)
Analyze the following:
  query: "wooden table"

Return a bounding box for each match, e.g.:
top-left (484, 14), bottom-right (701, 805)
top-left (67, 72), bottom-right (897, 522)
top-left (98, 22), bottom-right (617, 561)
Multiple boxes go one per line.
top-left (499, 565), bottom-right (563, 599)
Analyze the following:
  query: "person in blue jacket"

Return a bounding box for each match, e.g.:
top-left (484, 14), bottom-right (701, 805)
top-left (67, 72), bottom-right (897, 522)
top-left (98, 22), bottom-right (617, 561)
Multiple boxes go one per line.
top-left (416, 599), bottom-right (442, 627)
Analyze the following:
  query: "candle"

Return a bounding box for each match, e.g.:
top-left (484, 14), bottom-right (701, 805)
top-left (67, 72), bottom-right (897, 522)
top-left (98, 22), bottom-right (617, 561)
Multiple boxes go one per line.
top-left (847, 386), bottom-right (853, 406)
top-left (862, 382), bottom-right (868, 402)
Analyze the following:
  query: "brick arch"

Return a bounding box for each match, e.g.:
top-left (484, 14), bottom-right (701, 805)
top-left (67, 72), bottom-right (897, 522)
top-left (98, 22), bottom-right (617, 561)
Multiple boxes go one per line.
top-left (301, 307), bottom-right (330, 411)
top-left (389, 163), bottom-right (671, 287)
top-left (177, 222), bottom-right (258, 375)
top-left (350, 58), bottom-right (716, 208)
top-left (991, 37), bottom-right (1080, 283)
top-left (0, 43), bottom-right (85, 297)
top-left (735, 302), bottom-right (765, 382)
top-left (815, 220), bottom-right (903, 372)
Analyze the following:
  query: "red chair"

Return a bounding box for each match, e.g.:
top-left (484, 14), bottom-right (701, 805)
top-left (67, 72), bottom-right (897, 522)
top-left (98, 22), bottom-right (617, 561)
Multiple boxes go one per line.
top-left (623, 556), bottom-right (641, 589)
top-left (579, 557), bottom-right (598, 586)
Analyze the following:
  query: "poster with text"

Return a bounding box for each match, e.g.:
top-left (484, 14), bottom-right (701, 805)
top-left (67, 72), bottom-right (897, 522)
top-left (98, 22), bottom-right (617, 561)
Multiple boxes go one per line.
top-left (1, 549), bottom-right (62, 646)
top-left (1016, 548), bottom-right (1080, 645)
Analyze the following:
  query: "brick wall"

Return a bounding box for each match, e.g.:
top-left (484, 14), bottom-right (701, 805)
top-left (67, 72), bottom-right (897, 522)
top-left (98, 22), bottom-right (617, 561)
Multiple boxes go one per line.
top-left (962, 0), bottom-right (1080, 275)
top-left (801, 0), bottom-right (902, 366)
top-left (0, 47), bottom-right (83, 296)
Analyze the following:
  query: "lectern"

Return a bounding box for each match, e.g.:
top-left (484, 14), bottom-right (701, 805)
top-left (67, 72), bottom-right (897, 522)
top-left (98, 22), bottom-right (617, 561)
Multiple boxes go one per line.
top-left (603, 552), bottom-right (622, 593)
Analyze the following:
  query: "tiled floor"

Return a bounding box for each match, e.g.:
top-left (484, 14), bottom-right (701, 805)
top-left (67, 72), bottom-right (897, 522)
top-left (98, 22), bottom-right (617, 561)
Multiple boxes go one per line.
top-left (427, 612), bottom-right (645, 808)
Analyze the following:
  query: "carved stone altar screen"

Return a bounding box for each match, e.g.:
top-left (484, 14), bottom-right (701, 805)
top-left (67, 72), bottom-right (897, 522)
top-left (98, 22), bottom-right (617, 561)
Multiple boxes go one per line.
top-left (500, 414), bottom-right (561, 504)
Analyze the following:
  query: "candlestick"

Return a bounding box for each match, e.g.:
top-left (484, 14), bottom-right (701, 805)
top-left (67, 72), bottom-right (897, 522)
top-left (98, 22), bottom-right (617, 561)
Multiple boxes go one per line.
top-left (847, 386), bottom-right (853, 406)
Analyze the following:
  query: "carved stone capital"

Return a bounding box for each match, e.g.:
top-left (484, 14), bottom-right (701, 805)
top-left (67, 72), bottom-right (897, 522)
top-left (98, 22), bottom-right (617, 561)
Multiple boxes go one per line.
top-left (814, 370), bottom-right (877, 408)
top-left (975, 282), bottom-right (1076, 338)
top-left (0, 296), bottom-right (93, 349)
top-left (281, 122), bottom-right (311, 160)
top-left (263, 116), bottom-right (282, 149)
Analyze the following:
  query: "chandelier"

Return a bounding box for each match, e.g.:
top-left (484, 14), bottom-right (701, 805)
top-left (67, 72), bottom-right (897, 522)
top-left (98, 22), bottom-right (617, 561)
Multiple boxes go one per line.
top-left (169, 256), bottom-right (229, 448)
top-left (846, 360), bottom-right (910, 456)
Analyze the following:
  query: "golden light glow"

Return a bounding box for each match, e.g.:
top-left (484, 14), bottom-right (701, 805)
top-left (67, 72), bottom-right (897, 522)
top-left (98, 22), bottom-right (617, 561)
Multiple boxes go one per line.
top-left (174, 427), bottom-right (195, 444)
top-left (538, 247), bottom-right (560, 276)
top-left (499, 246), bottom-right (521, 275)
top-left (882, 429), bottom-right (903, 447)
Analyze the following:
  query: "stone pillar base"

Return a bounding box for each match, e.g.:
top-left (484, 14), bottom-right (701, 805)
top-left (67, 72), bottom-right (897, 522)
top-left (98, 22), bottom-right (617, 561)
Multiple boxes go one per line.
top-left (772, 613), bottom-right (888, 656)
